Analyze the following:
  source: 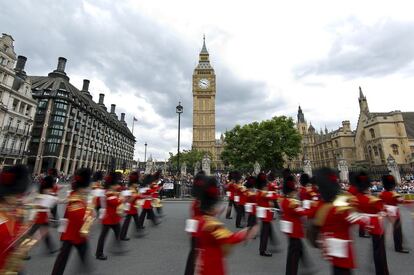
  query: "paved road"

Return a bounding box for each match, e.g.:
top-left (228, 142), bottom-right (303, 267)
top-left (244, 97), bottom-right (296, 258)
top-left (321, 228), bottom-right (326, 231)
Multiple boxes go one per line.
top-left (26, 200), bottom-right (414, 275)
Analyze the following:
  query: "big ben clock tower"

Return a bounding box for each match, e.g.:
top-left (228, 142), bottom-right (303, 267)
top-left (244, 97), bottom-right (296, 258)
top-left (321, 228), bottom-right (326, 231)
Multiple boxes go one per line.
top-left (192, 36), bottom-right (216, 156)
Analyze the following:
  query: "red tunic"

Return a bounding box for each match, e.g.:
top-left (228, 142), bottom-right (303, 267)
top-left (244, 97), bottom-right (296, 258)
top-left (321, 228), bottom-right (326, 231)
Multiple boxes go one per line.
top-left (347, 186), bottom-right (359, 196)
top-left (102, 191), bottom-right (122, 225)
top-left (355, 193), bottom-right (385, 235)
top-left (245, 190), bottom-right (257, 215)
top-left (195, 215), bottom-right (247, 275)
top-left (316, 203), bottom-right (360, 269)
top-left (379, 191), bottom-right (404, 219)
top-left (141, 188), bottom-right (153, 209)
top-left (61, 194), bottom-right (87, 244)
top-left (280, 197), bottom-right (308, 238)
top-left (191, 200), bottom-right (202, 218)
top-left (125, 189), bottom-right (140, 215)
top-left (225, 183), bottom-right (235, 201)
top-left (256, 190), bottom-right (277, 222)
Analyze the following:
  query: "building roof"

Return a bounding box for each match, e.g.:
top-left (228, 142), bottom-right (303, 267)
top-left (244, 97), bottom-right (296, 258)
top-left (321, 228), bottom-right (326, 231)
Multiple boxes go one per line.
top-left (402, 112), bottom-right (414, 139)
top-left (29, 58), bottom-right (135, 141)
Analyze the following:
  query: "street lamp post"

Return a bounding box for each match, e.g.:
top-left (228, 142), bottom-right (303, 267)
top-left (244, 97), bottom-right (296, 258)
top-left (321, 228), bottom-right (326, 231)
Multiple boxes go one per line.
top-left (144, 142), bottom-right (147, 163)
top-left (176, 102), bottom-right (183, 176)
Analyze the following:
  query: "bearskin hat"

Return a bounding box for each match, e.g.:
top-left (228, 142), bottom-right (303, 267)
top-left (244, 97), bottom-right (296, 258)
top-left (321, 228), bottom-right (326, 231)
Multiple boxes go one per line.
top-left (142, 174), bottom-right (154, 187)
top-left (192, 171), bottom-right (207, 198)
top-left (228, 171), bottom-right (242, 182)
top-left (315, 167), bottom-right (340, 202)
top-left (0, 165), bottom-right (31, 197)
top-left (267, 172), bottom-right (276, 182)
top-left (354, 171), bottom-right (371, 193)
top-left (199, 176), bottom-right (220, 213)
top-left (256, 172), bottom-right (267, 190)
top-left (153, 170), bottom-right (162, 182)
top-left (299, 173), bottom-right (310, 187)
top-left (282, 168), bottom-right (292, 180)
top-left (282, 175), bottom-right (297, 195)
top-left (47, 168), bottom-right (58, 178)
top-left (245, 176), bottom-right (256, 189)
top-left (382, 174), bottom-right (396, 191)
top-left (72, 168), bottom-right (92, 190)
top-left (40, 175), bottom-right (55, 192)
top-left (104, 172), bottom-right (121, 189)
top-left (128, 171), bottom-right (140, 186)
top-left (93, 171), bottom-right (104, 182)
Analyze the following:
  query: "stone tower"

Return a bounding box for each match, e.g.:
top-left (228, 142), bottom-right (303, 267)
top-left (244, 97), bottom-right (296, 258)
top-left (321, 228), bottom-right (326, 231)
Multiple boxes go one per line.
top-left (192, 36), bottom-right (216, 156)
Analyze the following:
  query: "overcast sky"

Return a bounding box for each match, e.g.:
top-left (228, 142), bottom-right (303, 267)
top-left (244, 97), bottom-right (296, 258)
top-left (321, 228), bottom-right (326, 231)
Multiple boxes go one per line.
top-left (2, 0), bottom-right (414, 161)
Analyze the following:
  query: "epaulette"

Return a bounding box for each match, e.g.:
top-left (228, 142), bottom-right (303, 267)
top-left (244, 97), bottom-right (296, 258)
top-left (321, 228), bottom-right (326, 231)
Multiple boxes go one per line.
top-left (314, 203), bottom-right (333, 227)
top-left (0, 214), bottom-right (8, 225)
top-left (288, 198), bottom-right (300, 208)
top-left (368, 195), bottom-right (381, 203)
top-left (67, 201), bottom-right (85, 212)
top-left (392, 191), bottom-right (402, 198)
top-left (203, 215), bottom-right (223, 231)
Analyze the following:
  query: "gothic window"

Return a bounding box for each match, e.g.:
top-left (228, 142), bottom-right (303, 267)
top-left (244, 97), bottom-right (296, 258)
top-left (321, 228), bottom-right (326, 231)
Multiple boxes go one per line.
top-left (369, 128), bottom-right (375, 139)
top-left (373, 146), bottom-right (378, 156)
top-left (391, 144), bottom-right (399, 155)
top-left (368, 146), bottom-right (373, 160)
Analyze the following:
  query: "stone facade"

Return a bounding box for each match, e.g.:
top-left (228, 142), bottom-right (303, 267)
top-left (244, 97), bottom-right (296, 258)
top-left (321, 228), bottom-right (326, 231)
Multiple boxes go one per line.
top-left (192, 37), bottom-right (224, 168)
top-left (0, 34), bottom-right (36, 168)
top-left (27, 57), bottom-right (135, 175)
top-left (289, 87), bottom-right (414, 170)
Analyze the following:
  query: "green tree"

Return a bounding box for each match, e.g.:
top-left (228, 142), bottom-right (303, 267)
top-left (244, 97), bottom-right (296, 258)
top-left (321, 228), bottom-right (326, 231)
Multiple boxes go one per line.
top-left (168, 149), bottom-right (212, 172)
top-left (221, 116), bottom-right (301, 172)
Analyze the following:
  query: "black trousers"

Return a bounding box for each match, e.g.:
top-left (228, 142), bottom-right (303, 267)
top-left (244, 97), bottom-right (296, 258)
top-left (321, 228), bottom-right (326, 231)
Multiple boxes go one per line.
top-left (120, 214), bottom-right (140, 239)
top-left (393, 218), bottom-right (403, 251)
top-left (184, 237), bottom-right (197, 275)
top-left (225, 200), bottom-right (235, 219)
top-left (333, 266), bottom-right (352, 275)
top-left (235, 204), bottom-right (245, 227)
top-left (247, 214), bottom-right (257, 227)
top-left (358, 225), bottom-right (367, 237)
top-left (285, 237), bottom-right (303, 275)
top-left (138, 208), bottom-right (158, 228)
top-left (96, 223), bottom-right (121, 256)
top-left (372, 234), bottom-right (389, 275)
top-left (51, 241), bottom-right (89, 275)
top-left (28, 223), bottom-right (56, 252)
top-left (259, 221), bottom-right (271, 252)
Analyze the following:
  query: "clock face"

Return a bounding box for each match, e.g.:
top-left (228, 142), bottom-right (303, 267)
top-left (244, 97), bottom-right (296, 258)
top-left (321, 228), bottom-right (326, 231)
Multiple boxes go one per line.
top-left (198, 78), bottom-right (210, 89)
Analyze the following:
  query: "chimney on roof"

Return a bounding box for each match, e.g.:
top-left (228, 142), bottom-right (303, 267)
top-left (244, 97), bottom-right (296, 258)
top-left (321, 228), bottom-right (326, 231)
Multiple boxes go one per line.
top-left (56, 57), bottom-right (67, 72)
top-left (120, 113), bottom-right (125, 122)
top-left (82, 79), bottom-right (90, 92)
top-left (110, 104), bottom-right (116, 114)
top-left (99, 93), bottom-right (105, 105)
top-left (15, 55), bottom-right (27, 73)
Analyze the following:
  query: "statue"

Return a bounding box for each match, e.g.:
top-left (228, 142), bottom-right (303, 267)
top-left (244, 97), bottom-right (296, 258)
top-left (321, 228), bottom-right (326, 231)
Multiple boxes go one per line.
top-left (181, 162), bottom-right (187, 176)
top-left (387, 154), bottom-right (401, 184)
top-left (202, 154), bottom-right (211, 176)
top-left (303, 158), bottom-right (313, 177)
top-left (144, 157), bottom-right (153, 174)
top-left (253, 161), bottom-right (261, 175)
top-left (337, 158), bottom-right (349, 183)
top-left (194, 161), bottom-right (200, 176)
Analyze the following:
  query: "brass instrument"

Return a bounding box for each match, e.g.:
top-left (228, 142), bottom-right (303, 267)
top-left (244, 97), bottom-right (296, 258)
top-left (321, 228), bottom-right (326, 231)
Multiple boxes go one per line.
top-left (79, 194), bottom-right (95, 237)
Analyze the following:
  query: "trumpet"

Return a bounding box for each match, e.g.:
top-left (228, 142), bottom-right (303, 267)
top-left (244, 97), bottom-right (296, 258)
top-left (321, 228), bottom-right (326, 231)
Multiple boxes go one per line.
top-left (79, 195), bottom-right (95, 237)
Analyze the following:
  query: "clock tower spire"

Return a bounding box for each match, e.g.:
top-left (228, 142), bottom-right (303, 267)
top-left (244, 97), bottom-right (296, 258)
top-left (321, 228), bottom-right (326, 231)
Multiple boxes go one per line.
top-left (192, 36), bottom-right (216, 158)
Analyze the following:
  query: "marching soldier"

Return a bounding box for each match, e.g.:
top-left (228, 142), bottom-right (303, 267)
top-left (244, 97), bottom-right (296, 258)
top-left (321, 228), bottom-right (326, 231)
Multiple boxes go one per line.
top-left (51, 168), bottom-right (94, 275)
top-left (354, 172), bottom-right (389, 275)
top-left (150, 171), bottom-right (164, 217)
top-left (233, 171), bottom-right (246, 228)
top-left (194, 176), bottom-right (258, 275)
top-left (120, 171), bottom-right (141, 241)
top-left (0, 165), bottom-right (37, 274)
top-left (184, 171), bottom-right (206, 275)
top-left (279, 174), bottom-right (310, 275)
top-left (256, 172), bottom-right (278, 257)
top-left (379, 174), bottom-right (409, 253)
top-left (245, 176), bottom-right (257, 227)
top-left (314, 168), bottom-right (366, 275)
top-left (47, 168), bottom-right (60, 223)
top-left (95, 172), bottom-right (124, 260)
top-left (225, 172), bottom-right (237, 219)
top-left (28, 175), bottom-right (58, 254)
top-left (137, 173), bottom-right (160, 229)
top-left (91, 171), bottom-right (105, 214)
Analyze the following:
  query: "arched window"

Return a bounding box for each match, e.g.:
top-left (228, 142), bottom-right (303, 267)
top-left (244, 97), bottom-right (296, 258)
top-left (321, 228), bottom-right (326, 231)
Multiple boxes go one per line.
top-left (369, 128), bottom-right (375, 139)
top-left (391, 144), bottom-right (399, 155)
top-left (368, 146), bottom-right (373, 160)
top-left (373, 146), bottom-right (379, 156)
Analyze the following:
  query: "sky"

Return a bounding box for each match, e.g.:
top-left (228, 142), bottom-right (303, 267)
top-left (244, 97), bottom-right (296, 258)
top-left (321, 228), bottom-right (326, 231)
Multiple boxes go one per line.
top-left (2, 0), bottom-right (414, 161)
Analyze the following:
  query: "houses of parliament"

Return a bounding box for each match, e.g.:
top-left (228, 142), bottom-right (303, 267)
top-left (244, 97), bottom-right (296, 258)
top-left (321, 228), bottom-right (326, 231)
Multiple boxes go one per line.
top-left (289, 87), bottom-right (414, 170)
